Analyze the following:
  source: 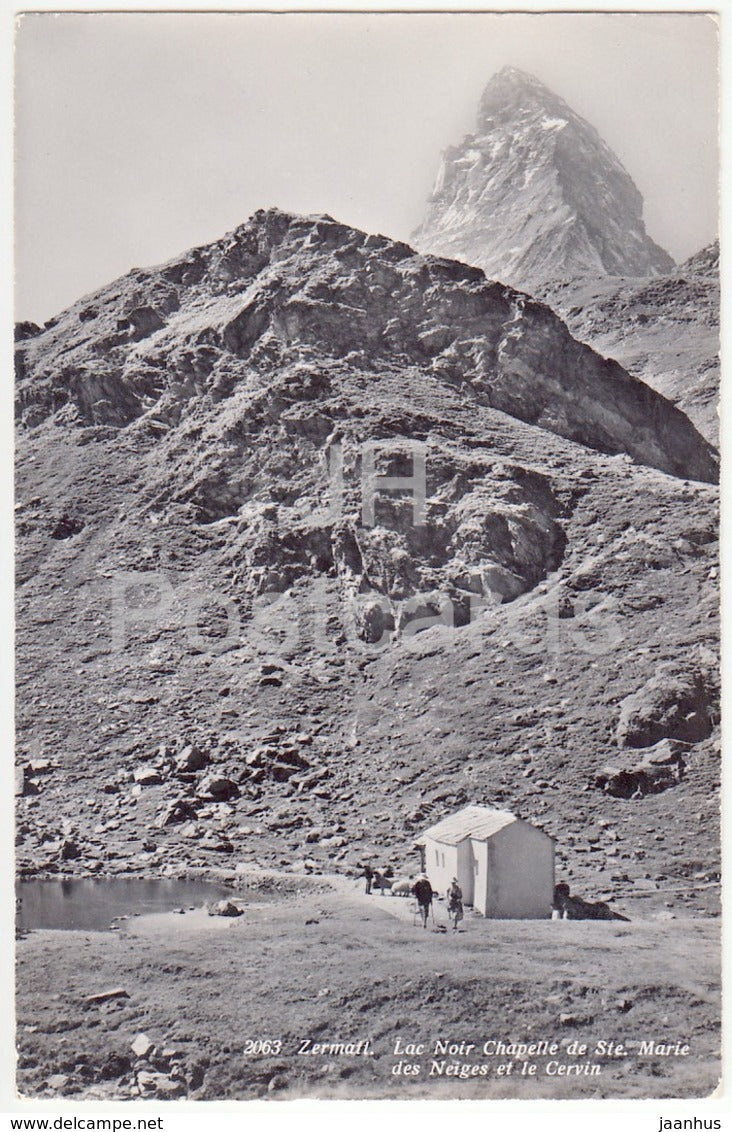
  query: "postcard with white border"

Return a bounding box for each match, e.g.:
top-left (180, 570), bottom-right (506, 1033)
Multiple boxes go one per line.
top-left (12, 6), bottom-right (722, 1105)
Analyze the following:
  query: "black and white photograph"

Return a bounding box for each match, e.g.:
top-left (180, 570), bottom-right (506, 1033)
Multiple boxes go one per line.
top-left (12, 8), bottom-right (721, 1105)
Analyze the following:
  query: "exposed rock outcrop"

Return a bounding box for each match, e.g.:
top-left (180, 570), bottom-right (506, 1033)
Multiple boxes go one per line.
top-left (595, 738), bottom-right (689, 798)
top-left (615, 660), bottom-right (718, 748)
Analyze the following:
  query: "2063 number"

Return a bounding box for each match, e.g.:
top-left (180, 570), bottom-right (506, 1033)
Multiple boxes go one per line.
top-left (242, 1039), bottom-right (283, 1056)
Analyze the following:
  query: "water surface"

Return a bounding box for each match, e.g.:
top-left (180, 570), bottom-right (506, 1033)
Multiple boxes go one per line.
top-left (16, 877), bottom-right (245, 931)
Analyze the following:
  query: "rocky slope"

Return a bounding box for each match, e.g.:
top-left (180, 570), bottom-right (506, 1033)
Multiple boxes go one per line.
top-left (411, 67), bottom-right (674, 293)
top-left (15, 210), bottom-right (719, 918)
top-left (537, 242), bottom-right (720, 445)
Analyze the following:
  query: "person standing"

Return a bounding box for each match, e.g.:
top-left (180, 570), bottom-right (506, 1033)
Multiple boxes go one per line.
top-left (412, 874), bottom-right (433, 929)
top-left (446, 877), bottom-right (463, 931)
top-left (552, 882), bottom-right (570, 919)
top-left (363, 864), bottom-right (374, 895)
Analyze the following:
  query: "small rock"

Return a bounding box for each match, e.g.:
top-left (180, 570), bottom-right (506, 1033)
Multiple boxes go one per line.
top-left (199, 835), bottom-right (234, 854)
top-left (136, 1070), bottom-right (186, 1098)
top-left (60, 838), bottom-right (81, 861)
top-left (47, 1074), bottom-right (70, 1091)
top-left (134, 766), bottom-right (163, 786)
top-left (27, 759), bottom-right (54, 775)
top-left (157, 798), bottom-right (198, 827)
top-left (50, 514), bottom-right (84, 540)
top-left (86, 988), bottom-right (129, 1005)
top-left (632, 878), bottom-right (659, 891)
top-left (175, 745), bottom-right (209, 773)
top-left (131, 1033), bottom-right (155, 1059)
top-left (197, 775), bottom-right (239, 802)
top-left (209, 899), bottom-right (244, 918)
top-left (98, 1053), bottom-right (131, 1080)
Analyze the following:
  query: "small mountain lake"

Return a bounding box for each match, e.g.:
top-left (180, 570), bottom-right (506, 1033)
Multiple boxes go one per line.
top-left (16, 878), bottom-right (252, 932)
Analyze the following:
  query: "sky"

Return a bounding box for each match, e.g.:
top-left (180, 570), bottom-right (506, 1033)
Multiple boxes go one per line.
top-left (14, 11), bottom-right (719, 324)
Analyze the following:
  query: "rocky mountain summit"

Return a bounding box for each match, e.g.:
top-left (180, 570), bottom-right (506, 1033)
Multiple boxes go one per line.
top-left (411, 67), bottom-right (675, 292)
top-left (15, 209), bottom-right (719, 914)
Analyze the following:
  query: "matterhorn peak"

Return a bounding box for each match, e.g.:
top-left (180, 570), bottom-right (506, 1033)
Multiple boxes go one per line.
top-left (412, 67), bottom-right (674, 291)
top-left (477, 67), bottom-right (575, 127)
top-left (480, 65), bottom-right (556, 102)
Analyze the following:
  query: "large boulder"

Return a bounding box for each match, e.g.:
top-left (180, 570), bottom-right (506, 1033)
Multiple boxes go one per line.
top-left (615, 663), bottom-right (717, 748)
top-left (60, 837), bottom-right (81, 860)
top-left (131, 1033), bottom-right (155, 1059)
top-left (595, 739), bottom-right (689, 798)
top-left (15, 766), bottom-right (37, 797)
top-left (354, 599), bottom-right (395, 645)
top-left (553, 883), bottom-right (628, 921)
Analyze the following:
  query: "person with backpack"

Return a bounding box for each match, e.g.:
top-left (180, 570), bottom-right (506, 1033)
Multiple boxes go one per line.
top-left (412, 874), bottom-right (433, 928)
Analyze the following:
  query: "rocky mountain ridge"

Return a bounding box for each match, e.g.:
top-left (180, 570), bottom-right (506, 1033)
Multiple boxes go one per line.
top-left (15, 207), bottom-right (716, 483)
top-left (537, 241), bottom-right (720, 445)
top-left (411, 66), bottom-right (675, 292)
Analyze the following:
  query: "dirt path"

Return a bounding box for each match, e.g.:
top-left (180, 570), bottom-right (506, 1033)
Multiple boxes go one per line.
top-left (329, 875), bottom-right (463, 932)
